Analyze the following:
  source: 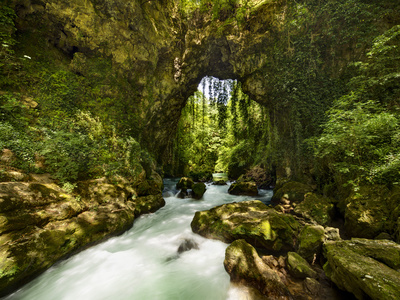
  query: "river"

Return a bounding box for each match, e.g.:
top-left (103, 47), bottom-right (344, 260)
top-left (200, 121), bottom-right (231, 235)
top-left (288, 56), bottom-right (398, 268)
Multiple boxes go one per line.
top-left (3, 179), bottom-right (272, 300)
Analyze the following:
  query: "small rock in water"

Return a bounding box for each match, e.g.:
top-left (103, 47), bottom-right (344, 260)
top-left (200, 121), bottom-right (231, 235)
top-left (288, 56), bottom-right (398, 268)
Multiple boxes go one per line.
top-left (177, 238), bottom-right (199, 254)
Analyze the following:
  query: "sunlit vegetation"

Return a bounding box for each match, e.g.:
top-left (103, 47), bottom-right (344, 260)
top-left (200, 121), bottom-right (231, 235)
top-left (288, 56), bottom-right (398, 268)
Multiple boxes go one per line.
top-left (165, 77), bottom-right (272, 181)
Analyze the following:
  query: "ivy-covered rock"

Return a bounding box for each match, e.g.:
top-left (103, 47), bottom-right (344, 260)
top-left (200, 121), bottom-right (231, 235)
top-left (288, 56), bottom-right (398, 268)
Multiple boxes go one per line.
top-left (294, 193), bottom-right (334, 226)
top-left (286, 252), bottom-right (317, 279)
top-left (228, 181), bottom-right (258, 196)
top-left (271, 181), bottom-right (313, 204)
top-left (191, 182), bottom-right (206, 199)
top-left (176, 177), bottom-right (194, 191)
top-left (191, 200), bottom-right (300, 252)
top-left (323, 238), bottom-right (400, 300)
top-left (224, 239), bottom-right (291, 298)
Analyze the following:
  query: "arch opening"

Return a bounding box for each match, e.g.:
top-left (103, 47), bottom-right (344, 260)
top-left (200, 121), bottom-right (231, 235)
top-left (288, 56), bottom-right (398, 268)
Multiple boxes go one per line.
top-left (164, 76), bottom-right (274, 186)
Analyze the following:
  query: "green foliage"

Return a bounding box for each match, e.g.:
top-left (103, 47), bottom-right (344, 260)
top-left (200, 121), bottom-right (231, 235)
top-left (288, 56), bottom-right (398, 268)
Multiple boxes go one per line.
top-left (314, 25), bottom-right (400, 189)
top-left (0, 5), bottom-right (22, 88)
top-left (169, 78), bottom-right (271, 179)
top-left (39, 111), bottom-right (144, 183)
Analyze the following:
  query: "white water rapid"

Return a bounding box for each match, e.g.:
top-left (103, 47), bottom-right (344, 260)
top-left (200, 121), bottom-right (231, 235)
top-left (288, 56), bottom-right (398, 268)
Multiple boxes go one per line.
top-left (3, 179), bottom-right (272, 300)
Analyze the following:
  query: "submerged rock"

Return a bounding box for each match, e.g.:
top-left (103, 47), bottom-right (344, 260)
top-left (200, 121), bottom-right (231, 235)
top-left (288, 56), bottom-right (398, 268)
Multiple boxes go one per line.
top-left (224, 239), bottom-right (291, 299)
top-left (228, 181), bottom-right (258, 196)
top-left (323, 238), bottom-right (400, 300)
top-left (191, 200), bottom-right (299, 252)
top-left (177, 238), bottom-right (199, 254)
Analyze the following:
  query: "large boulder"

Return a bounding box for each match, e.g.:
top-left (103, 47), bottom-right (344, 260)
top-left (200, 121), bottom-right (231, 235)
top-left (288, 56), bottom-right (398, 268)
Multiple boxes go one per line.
top-left (191, 200), bottom-right (300, 252)
top-left (241, 165), bottom-right (274, 189)
top-left (297, 225), bottom-right (325, 263)
top-left (323, 238), bottom-right (400, 300)
top-left (344, 185), bottom-right (400, 240)
top-left (228, 181), bottom-right (258, 196)
top-left (191, 182), bottom-right (206, 199)
top-left (224, 239), bottom-right (291, 299)
top-left (271, 181), bottom-right (313, 204)
top-left (176, 177), bottom-right (194, 190)
top-left (294, 193), bottom-right (334, 226)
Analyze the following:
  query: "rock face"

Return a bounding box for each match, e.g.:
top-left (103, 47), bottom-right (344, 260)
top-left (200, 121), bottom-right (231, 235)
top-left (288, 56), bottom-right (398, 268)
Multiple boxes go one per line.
top-left (228, 181), bottom-right (258, 196)
top-left (0, 174), bottom-right (164, 296)
top-left (191, 200), bottom-right (299, 252)
top-left (224, 239), bottom-right (291, 299)
top-left (323, 238), bottom-right (400, 300)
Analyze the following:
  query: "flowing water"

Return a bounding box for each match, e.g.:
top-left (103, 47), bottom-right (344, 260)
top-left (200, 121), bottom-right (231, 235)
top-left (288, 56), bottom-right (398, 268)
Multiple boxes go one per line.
top-left (4, 179), bottom-right (272, 300)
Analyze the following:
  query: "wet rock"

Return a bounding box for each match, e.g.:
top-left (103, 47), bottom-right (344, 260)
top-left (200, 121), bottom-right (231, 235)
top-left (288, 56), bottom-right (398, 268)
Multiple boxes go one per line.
top-left (191, 182), bottom-right (206, 199)
top-left (224, 239), bottom-right (291, 299)
top-left (323, 238), bottom-right (400, 299)
top-left (191, 200), bottom-right (299, 252)
top-left (177, 238), bottom-right (199, 253)
top-left (294, 193), bottom-right (334, 226)
top-left (212, 180), bottom-right (227, 185)
top-left (298, 225), bottom-right (325, 263)
top-left (271, 181), bottom-right (313, 204)
top-left (176, 177), bottom-right (194, 190)
top-left (228, 181), bottom-right (258, 196)
top-left (286, 252), bottom-right (317, 279)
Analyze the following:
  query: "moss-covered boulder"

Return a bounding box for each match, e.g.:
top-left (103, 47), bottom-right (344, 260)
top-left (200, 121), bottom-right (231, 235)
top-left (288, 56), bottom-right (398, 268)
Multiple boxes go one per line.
top-left (344, 185), bottom-right (395, 239)
top-left (191, 182), bottom-right (206, 199)
top-left (323, 238), bottom-right (400, 300)
top-left (191, 200), bottom-right (300, 252)
top-left (224, 239), bottom-right (291, 298)
top-left (297, 225), bottom-right (325, 263)
top-left (294, 193), bottom-right (334, 226)
top-left (286, 252), bottom-right (317, 279)
top-left (271, 181), bottom-right (313, 204)
top-left (176, 177), bottom-right (194, 191)
top-left (228, 181), bottom-right (258, 196)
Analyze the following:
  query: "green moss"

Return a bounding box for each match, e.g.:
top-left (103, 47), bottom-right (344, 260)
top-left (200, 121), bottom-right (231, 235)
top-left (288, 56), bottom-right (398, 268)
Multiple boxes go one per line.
top-left (294, 193), bottom-right (334, 226)
top-left (271, 181), bottom-right (313, 204)
top-left (286, 252), bottom-right (317, 279)
top-left (191, 200), bottom-right (299, 251)
top-left (298, 225), bottom-right (325, 262)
